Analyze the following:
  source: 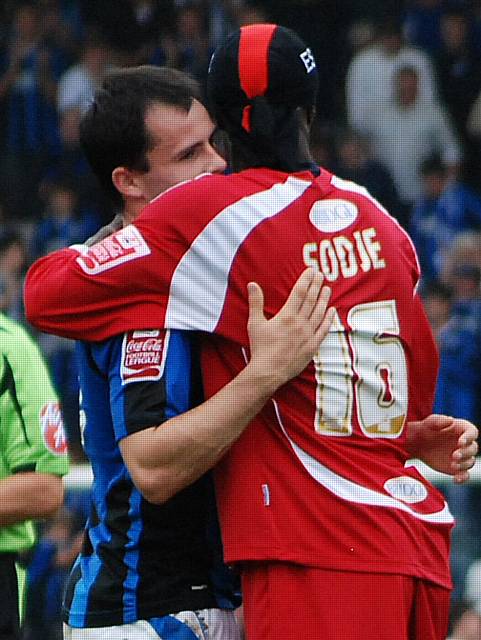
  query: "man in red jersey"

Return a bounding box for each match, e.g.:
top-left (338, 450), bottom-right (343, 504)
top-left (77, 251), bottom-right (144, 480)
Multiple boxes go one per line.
top-left (25, 25), bottom-right (478, 640)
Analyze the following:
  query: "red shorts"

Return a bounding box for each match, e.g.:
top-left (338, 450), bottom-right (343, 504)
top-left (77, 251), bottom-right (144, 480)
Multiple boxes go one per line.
top-left (241, 562), bottom-right (451, 640)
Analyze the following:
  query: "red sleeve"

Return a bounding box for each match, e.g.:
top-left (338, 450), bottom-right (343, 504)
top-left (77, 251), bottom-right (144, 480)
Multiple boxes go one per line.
top-left (24, 174), bottom-right (248, 341)
top-left (24, 227), bottom-right (168, 341)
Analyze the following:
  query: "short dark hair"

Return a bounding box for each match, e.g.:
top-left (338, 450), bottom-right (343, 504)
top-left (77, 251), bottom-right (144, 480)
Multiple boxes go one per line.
top-left (80, 66), bottom-right (202, 210)
top-left (420, 280), bottom-right (453, 302)
top-left (0, 230), bottom-right (23, 255)
top-left (420, 153), bottom-right (446, 177)
top-left (395, 64), bottom-right (418, 79)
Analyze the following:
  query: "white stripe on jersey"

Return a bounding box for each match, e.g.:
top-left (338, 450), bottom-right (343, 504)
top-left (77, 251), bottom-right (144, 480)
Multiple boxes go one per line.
top-left (330, 175), bottom-right (422, 294)
top-left (165, 176), bottom-right (312, 331)
top-left (272, 399), bottom-right (454, 524)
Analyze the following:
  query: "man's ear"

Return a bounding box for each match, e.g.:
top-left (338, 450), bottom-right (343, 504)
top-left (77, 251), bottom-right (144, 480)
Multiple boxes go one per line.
top-left (112, 166), bottom-right (144, 200)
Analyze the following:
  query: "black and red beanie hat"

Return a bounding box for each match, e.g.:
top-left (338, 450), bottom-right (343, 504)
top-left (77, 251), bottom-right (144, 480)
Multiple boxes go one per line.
top-left (207, 24), bottom-right (319, 136)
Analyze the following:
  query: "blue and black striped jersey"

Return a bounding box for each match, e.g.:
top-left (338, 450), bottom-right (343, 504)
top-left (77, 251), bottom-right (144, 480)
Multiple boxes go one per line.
top-left (63, 329), bottom-right (239, 627)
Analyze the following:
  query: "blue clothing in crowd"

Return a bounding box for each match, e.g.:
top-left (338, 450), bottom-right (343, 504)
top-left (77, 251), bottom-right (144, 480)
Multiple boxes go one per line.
top-left (410, 182), bottom-right (481, 281)
top-left (30, 210), bottom-right (100, 261)
top-left (403, 3), bottom-right (444, 54)
top-left (434, 300), bottom-right (481, 423)
top-left (0, 47), bottom-right (68, 155)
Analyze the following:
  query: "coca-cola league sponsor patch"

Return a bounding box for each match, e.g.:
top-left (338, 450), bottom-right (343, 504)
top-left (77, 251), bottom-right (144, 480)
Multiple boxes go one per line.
top-left (120, 330), bottom-right (169, 385)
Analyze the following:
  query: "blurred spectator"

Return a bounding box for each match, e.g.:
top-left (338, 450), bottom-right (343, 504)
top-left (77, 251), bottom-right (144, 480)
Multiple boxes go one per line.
top-left (345, 19), bottom-right (376, 55)
top-left (30, 177), bottom-right (100, 261)
top-left (403, 0), bottom-right (445, 54)
top-left (175, 4), bottom-right (211, 80)
top-left (24, 507), bottom-right (83, 640)
top-left (442, 231), bottom-right (481, 287)
top-left (0, 197), bottom-right (16, 235)
top-left (237, 3), bottom-right (268, 26)
top-left (127, 0), bottom-right (166, 63)
top-left (423, 275), bottom-right (481, 600)
top-left (466, 87), bottom-right (481, 189)
top-left (57, 35), bottom-right (110, 115)
top-left (334, 129), bottom-right (403, 224)
top-left (151, 4), bottom-right (212, 82)
top-left (422, 280), bottom-right (453, 337)
top-left (448, 558), bottom-right (481, 639)
top-left (345, 17), bottom-right (438, 131)
top-left (79, 0), bottom-right (162, 60)
top-left (130, 0), bottom-right (164, 41)
top-left (433, 265), bottom-right (481, 424)
top-left (40, 0), bottom-right (79, 68)
top-left (0, 230), bottom-right (28, 322)
top-left (209, 0), bottom-right (245, 48)
top-left (410, 155), bottom-right (481, 282)
top-left (0, 3), bottom-right (68, 219)
top-left (434, 8), bottom-right (481, 138)
top-left (44, 107), bottom-right (110, 224)
top-left (357, 65), bottom-right (461, 212)
top-left (468, 89), bottom-right (481, 139)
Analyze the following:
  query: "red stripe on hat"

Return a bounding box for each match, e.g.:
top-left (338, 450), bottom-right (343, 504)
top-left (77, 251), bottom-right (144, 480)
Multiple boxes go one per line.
top-left (241, 105), bottom-right (252, 132)
top-left (238, 24), bottom-right (277, 99)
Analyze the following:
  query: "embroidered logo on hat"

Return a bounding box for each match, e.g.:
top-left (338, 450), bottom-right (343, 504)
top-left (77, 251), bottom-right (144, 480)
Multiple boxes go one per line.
top-left (300, 47), bottom-right (316, 73)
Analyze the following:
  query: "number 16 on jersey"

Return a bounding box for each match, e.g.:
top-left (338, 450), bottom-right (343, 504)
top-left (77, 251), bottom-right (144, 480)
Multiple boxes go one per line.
top-left (313, 300), bottom-right (408, 439)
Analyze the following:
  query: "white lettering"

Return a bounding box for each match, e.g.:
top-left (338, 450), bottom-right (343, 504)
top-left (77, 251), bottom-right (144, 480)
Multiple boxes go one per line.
top-left (319, 240), bottom-right (339, 282)
top-left (362, 228), bottom-right (386, 269)
top-left (333, 236), bottom-right (358, 278)
top-left (353, 231), bottom-right (371, 272)
top-left (302, 228), bottom-right (385, 282)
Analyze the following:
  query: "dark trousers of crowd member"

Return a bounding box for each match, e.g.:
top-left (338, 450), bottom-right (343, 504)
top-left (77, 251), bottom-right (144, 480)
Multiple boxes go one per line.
top-left (0, 553), bottom-right (20, 640)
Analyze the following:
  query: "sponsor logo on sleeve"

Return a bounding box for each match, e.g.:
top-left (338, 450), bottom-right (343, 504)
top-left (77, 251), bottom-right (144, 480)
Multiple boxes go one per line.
top-left (121, 330), bottom-right (169, 385)
top-left (75, 225), bottom-right (151, 275)
top-left (309, 199), bottom-right (358, 233)
top-left (41, 402), bottom-right (68, 455)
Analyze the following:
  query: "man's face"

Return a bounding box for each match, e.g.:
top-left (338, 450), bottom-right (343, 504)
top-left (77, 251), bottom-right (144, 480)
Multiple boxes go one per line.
top-left (396, 70), bottom-right (418, 106)
top-left (423, 173), bottom-right (445, 199)
top-left (137, 99), bottom-right (227, 203)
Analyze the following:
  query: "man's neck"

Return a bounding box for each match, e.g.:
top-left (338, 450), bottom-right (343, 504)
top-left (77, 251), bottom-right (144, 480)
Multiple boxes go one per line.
top-left (123, 200), bottom-right (145, 226)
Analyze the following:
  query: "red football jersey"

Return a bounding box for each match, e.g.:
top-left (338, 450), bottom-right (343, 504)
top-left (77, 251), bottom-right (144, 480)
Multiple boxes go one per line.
top-left (25, 168), bottom-right (453, 587)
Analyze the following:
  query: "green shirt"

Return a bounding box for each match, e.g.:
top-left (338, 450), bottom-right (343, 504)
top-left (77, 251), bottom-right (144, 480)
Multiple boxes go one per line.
top-left (0, 314), bottom-right (69, 552)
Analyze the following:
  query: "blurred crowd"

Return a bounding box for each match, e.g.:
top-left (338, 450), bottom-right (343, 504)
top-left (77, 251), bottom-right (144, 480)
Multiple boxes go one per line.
top-left (1, 0), bottom-right (481, 637)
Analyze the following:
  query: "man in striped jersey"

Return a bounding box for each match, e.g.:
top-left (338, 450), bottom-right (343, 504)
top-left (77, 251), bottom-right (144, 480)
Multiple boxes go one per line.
top-left (25, 27), bottom-right (478, 640)
top-left (35, 65), bottom-right (334, 640)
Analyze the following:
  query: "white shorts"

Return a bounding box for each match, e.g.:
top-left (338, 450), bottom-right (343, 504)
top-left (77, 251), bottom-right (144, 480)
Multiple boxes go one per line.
top-left (63, 608), bottom-right (241, 640)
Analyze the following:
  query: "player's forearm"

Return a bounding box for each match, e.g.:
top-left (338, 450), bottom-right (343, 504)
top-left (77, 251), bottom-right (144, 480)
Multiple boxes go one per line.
top-left (122, 361), bottom-right (281, 504)
top-left (405, 420), bottom-right (424, 458)
top-left (0, 473), bottom-right (64, 526)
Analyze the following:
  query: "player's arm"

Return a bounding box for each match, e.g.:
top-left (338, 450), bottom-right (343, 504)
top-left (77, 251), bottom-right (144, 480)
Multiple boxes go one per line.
top-left (120, 269), bottom-right (334, 505)
top-left (0, 331), bottom-right (68, 524)
top-left (406, 415), bottom-right (478, 483)
top-left (23, 184), bottom-right (208, 342)
top-left (0, 473), bottom-right (64, 526)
